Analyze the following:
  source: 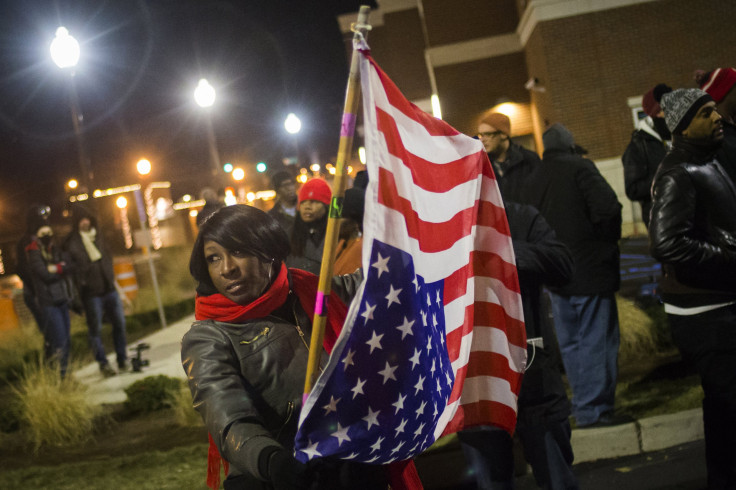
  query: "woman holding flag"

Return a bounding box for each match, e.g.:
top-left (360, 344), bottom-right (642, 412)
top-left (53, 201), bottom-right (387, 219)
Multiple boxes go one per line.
top-left (182, 204), bottom-right (416, 489)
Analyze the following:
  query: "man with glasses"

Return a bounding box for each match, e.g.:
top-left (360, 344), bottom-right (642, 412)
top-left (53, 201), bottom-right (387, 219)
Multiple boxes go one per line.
top-left (477, 112), bottom-right (541, 204)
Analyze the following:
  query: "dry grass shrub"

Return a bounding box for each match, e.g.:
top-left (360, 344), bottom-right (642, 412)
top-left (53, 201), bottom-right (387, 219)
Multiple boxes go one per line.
top-left (617, 295), bottom-right (660, 362)
top-left (11, 355), bottom-right (103, 451)
top-left (172, 381), bottom-right (203, 427)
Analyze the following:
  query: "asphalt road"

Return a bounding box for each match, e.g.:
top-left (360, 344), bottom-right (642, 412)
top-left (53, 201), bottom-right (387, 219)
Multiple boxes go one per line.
top-left (424, 440), bottom-right (707, 490)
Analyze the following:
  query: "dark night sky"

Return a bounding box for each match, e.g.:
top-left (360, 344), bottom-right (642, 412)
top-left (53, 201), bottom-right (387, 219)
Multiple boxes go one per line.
top-left (0, 0), bottom-right (376, 237)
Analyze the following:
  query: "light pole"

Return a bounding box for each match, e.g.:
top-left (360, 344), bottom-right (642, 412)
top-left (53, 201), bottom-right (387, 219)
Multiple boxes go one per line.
top-left (194, 78), bottom-right (222, 180)
top-left (134, 158), bottom-right (167, 329)
top-left (50, 27), bottom-right (93, 190)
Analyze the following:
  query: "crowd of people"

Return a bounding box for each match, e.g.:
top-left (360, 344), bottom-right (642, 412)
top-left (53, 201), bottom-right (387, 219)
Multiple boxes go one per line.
top-left (15, 204), bottom-right (130, 379)
top-left (180, 67), bottom-right (736, 490)
top-left (15, 65), bottom-right (735, 490)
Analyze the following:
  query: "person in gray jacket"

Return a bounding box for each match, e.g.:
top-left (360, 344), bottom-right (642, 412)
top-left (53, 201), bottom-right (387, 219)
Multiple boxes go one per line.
top-left (182, 204), bottom-right (390, 490)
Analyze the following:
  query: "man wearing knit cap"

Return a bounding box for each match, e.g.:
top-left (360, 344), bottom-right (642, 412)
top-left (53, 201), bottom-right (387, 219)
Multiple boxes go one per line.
top-left (697, 67), bottom-right (736, 185)
top-left (649, 86), bottom-right (736, 489)
top-left (477, 111), bottom-right (540, 204)
top-left (622, 83), bottom-right (672, 228)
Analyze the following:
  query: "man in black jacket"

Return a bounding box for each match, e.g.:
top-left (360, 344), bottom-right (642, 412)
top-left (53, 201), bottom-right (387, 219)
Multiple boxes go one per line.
top-left (477, 112), bottom-right (540, 205)
top-left (649, 86), bottom-right (736, 489)
top-left (527, 123), bottom-right (624, 429)
top-left (459, 202), bottom-right (579, 489)
top-left (64, 207), bottom-right (128, 377)
top-left (622, 84), bottom-right (671, 228)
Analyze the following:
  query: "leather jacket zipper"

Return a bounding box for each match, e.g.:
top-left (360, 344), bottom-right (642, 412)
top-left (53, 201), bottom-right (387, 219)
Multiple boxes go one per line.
top-left (240, 326), bottom-right (270, 345)
top-left (277, 400), bottom-right (295, 438)
top-left (291, 294), bottom-right (323, 374)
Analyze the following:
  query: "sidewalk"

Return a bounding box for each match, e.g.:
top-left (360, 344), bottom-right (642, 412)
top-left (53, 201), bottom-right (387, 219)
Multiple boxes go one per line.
top-left (75, 313), bottom-right (705, 475)
top-left (73, 314), bottom-right (193, 405)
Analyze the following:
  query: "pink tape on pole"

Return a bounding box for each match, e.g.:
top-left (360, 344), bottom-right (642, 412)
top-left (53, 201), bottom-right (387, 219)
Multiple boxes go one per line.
top-left (303, 393), bottom-right (309, 405)
top-left (341, 113), bottom-right (356, 137)
top-left (314, 291), bottom-right (329, 316)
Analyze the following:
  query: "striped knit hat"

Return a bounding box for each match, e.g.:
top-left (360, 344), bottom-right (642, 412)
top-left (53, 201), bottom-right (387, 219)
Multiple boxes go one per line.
top-left (655, 86), bottom-right (713, 134)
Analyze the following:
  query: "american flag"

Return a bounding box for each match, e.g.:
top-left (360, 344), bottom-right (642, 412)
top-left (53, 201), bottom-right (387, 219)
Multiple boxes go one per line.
top-left (293, 46), bottom-right (526, 465)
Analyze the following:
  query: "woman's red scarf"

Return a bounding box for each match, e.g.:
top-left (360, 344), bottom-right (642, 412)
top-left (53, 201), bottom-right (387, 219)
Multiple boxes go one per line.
top-left (196, 264), bottom-right (422, 490)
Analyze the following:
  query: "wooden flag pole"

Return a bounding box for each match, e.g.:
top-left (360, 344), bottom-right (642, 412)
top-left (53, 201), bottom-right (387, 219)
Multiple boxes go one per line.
top-left (303, 5), bottom-right (372, 397)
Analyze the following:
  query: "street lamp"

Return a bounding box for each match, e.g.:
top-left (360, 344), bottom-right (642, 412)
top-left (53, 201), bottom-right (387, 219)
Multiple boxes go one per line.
top-left (50, 27), bottom-right (92, 190)
top-left (284, 113), bottom-right (301, 134)
top-left (136, 158), bottom-right (152, 176)
top-left (194, 78), bottom-right (222, 179)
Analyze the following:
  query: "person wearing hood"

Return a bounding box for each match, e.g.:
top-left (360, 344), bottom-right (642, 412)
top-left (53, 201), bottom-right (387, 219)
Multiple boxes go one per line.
top-left (527, 123), bottom-right (625, 429)
top-left (15, 204), bottom-right (53, 334)
top-left (649, 86), bottom-right (736, 489)
top-left (622, 84), bottom-right (672, 228)
top-left (25, 217), bottom-right (75, 377)
top-left (477, 111), bottom-right (540, 205)
top-left (64, 207), bottom-right (129, 378)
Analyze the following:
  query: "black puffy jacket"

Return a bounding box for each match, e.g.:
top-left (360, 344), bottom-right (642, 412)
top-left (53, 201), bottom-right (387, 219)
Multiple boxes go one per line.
top-left (649, 137), bottom-right (736, 307)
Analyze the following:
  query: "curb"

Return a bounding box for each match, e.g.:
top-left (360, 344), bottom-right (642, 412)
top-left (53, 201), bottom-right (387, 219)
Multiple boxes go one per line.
top-left (571, 408), bottom-right (704, 464)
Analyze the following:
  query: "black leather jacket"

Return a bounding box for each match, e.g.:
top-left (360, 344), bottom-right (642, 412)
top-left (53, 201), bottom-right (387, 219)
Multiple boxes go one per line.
top-left (649, 137), bottom-right (736, 307)
top-left (181, 271), bottom-right (363, 483)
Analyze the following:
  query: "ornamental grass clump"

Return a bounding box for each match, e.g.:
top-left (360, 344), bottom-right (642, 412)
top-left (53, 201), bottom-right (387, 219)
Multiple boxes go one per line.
top-left (124, 375), bottom-right (182, 414)
top-left (616, 294), bottom-right (660, 362)
top-left (12, 355), bottom-right (101, 451)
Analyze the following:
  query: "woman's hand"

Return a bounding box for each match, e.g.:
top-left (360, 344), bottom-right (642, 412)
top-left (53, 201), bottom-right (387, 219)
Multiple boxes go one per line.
top-left (267, 449), bottom-right (310, 489)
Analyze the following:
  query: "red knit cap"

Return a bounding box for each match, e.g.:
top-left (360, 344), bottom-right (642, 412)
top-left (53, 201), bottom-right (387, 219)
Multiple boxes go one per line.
top-left (478, 112), bottom-right (511, 136)
top-left (641, 86), bottom-right (662, 118)
top-left (698, 68), bottom-right (736, 103)
top-left (298, 178), bottom-right (332, 206)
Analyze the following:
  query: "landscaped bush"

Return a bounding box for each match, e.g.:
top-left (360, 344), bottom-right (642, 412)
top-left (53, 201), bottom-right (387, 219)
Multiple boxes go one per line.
top-left (11, 355), bottom-right (102, 451)
top-left (172, 382), bottom-right (203, 427)
top-left (124, 375), bottom-right (183, 414)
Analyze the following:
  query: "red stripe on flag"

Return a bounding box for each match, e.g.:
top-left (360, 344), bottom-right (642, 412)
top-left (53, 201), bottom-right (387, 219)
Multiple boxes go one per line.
top-left (376, 107), bottom-right (494, 193)
top-left (443, 251), bottom-right (520, 306)
top-left (369, 56), bottom-right (461, 137)
top-left (466, 350), bottom-right (523, 394)
top-left (475, 302), bottom-right (527, 348)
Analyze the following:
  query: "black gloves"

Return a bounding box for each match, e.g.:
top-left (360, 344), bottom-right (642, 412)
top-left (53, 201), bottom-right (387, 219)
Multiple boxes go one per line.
top-left (266, 449), bottom-right (309, 490)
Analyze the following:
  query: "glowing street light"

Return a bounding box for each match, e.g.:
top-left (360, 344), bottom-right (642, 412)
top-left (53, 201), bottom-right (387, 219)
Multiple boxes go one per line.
top-left (284, 113), bottom-right (302, 134)
top-left (193, 78), bottom-right (216, 108)
top-left (232, 167), bottom-right (245, 181)
top-left (50, 27), bottom-right (80, 69)
top-left (67, 179), bottom-right (78, 190)
top-left (136, 158), bottom-right (152, 176)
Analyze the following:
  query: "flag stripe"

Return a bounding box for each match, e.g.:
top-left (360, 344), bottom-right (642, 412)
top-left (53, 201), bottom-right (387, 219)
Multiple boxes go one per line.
top-left (376, 108), bottom-right (495, 193)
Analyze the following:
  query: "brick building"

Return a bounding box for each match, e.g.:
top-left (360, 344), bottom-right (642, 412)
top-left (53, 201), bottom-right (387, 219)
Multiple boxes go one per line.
top-left (339, 0), bottom-right (736, 232)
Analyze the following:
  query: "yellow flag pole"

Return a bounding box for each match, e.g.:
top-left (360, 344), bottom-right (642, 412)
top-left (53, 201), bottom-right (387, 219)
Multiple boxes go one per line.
top-left (303, 5), bottom-right (372, 398)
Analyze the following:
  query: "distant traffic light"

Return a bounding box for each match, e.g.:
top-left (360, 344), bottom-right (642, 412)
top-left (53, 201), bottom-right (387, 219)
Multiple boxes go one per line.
top-left (256, 162), bottom-right (267, 172)
top-left (223, 162), bottom-right (233, 173)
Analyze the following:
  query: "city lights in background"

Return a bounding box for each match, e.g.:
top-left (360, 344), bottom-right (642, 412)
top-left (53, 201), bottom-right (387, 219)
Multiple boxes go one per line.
top-left (224, 187), bottom-right (237, 206)
top-left (223, 162), bottom-right (233, 173)
top-left (326, 163), bottom-right (336, 175)
top-left (284, 112), bottom-right (301, 134)
top-left (193, 78), bottom-right (216, 108)
top-left (232, 167), bottom-right (245, 181)
top-left (67, 179), bottom-right (78, 190)
top-left (182, 194), bottom-right (191, 202)
top-left (246, 192), bottom-right (256, 202)
top-left (256, 162), bottom-right (267, 172)
top-left (492, 101), bottom-right (519, 118)
top-left (115, 196), bottom-right (133, 249)
top-left (358, 146), bottom-right (366, 164)
top-left (310, 163), bottom-right (320, 173)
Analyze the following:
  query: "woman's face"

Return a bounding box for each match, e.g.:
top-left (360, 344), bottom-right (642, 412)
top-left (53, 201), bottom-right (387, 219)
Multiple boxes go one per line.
top-left (204, 240), bottom-right (271, 304)
top-left (299, 200), bottom-right (326, 223)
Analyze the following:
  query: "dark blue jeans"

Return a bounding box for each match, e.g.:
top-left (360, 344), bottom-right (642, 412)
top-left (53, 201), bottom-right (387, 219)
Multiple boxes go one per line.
top-left (549, 293), bottom-right (620, 426)
top-left (42, 303), bottom-right (70, 377)
top-left (83, 290), bottom-right (128, 367)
